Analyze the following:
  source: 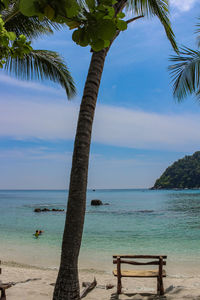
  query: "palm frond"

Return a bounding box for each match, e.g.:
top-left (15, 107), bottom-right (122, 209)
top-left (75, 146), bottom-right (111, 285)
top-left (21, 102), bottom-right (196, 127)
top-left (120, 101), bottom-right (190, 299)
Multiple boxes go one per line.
top-left (4, 50), bottom-right (76, 99)
top-left (2, 2), bottom-right (64, 39)
top-left (126, 0), bottom-right (178, 52)
top-left (195, 18), bottom-right (200, 48)
top-left (169, 47), bottom-right (200, 100)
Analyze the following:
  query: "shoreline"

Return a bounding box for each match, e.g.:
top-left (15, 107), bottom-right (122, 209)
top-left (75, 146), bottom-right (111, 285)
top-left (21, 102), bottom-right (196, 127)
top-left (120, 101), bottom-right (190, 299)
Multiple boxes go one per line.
top-left (2, 256), bottom-right (200, 276)
top-left (1, 244), bottom-right (200, 275)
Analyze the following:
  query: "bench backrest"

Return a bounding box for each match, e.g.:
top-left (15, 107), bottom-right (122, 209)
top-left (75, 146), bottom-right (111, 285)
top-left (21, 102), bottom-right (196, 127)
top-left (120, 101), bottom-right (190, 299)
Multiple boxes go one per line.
top-left (113, 255), bottom-right (167, 268)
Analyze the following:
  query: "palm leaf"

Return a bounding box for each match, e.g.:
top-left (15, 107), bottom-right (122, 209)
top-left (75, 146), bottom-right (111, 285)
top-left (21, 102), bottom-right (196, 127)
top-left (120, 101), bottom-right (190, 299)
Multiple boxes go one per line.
top-left (4, 50), bottom-right (76, 99)
top-left (2, 2), bottom-right (64, 39)
top-left (126, 0), bottom-right (178, 52)
top-left (195, 18), bottom-right (200, 48)
top-left (169, 47), bottom-right (200, 100)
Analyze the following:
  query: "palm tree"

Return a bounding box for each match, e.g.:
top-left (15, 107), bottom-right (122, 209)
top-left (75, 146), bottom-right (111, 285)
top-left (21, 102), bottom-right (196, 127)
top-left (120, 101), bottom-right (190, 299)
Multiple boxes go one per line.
top-left (53, 1), bottom-right (177, 299)
top-left (1, 1), bottom-right (75, 97)
top-left (169, 20), bottom-right (200, 100)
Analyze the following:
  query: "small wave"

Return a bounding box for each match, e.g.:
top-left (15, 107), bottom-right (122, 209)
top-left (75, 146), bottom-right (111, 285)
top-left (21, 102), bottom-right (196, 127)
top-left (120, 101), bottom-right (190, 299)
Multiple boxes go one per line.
top-left (87, 209), bottom-right (156, 215)
top-left (23, 203), bottom-right (65, 208)
top-left (137, 210), bottom-right (154, 213)
top-left (2, 260), bottom-right (46, 270)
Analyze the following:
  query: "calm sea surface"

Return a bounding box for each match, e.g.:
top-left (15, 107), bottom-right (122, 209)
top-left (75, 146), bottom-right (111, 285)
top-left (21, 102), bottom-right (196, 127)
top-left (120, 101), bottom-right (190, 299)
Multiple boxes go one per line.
top-left (0, 189), bottom-right (200, 270)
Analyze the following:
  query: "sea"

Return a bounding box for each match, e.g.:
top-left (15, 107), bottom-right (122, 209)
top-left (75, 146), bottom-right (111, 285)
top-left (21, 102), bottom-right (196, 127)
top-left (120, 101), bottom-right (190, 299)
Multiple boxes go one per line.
top-left (0, 189), bottom-right (200, 274)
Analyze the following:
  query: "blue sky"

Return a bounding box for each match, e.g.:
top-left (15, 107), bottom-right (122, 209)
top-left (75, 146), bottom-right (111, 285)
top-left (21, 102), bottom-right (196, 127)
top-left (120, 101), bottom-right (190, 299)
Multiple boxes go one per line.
top-left (1, 0), bottom-right (200, 189)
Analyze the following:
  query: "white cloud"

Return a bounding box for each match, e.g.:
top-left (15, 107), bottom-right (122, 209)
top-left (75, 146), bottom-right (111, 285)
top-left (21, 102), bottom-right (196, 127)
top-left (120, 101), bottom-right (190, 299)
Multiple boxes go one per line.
top-left (88, 155), bottom-right (167, 189)
top-left (0, 146), bottom-right (168, 189)
top-left (1, 99), bottom-right (200, 152)
top-left (0, 98), bottom-right (79, 140)
top-left (0, 74), bottom-right (63, 95)
top-left (170, 0), bottom-right (197, 12)
top-left (0, 148), bottom-right (72, 161)
top-left (93, 105), bottom-right (200, 151)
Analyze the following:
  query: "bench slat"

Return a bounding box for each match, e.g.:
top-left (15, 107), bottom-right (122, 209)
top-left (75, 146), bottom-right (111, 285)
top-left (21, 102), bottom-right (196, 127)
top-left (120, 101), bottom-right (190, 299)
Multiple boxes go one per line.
top-left (113, 259), bottom-right (166, 266)
top-left (113, 269), bottom-right (166, 278)
top-left (113, 255), bottom-right (167, 259)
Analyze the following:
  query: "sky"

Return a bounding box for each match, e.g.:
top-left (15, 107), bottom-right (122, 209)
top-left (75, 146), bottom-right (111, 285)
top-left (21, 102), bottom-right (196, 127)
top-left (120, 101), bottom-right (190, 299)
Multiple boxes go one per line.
top-left (0, 0), bottom-right (200, 189)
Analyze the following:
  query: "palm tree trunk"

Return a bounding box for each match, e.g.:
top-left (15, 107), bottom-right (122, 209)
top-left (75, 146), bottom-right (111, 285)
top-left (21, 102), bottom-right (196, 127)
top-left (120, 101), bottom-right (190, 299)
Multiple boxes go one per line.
top-left (53, 48), bottom-right (108, 300)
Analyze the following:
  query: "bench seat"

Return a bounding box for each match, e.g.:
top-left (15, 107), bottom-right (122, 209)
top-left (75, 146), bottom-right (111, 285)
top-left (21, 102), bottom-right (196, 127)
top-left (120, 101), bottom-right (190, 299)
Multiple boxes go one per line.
top-left (113, 269), bottom-right (166, 278)
top-left (113, 255), bottom-right (167, 295)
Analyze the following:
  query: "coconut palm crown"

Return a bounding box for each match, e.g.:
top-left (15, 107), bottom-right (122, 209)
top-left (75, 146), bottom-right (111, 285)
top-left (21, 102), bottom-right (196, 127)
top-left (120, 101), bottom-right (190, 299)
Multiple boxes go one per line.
top-left (126, 0), bottom-right (177, 52)
top-left (1, 0), bottom-right (76, 98)
top-left (169, 19), bottom-right (200, 100)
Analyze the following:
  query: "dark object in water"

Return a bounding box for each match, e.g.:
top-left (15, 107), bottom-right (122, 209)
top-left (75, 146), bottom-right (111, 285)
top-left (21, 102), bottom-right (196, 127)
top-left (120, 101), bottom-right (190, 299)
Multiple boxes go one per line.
top-left (91, 199), bottom-right (103, 206)
top-left (34, 208), bottom-right (64, 213)
top-left (104, 203), bottom-right (110, 206)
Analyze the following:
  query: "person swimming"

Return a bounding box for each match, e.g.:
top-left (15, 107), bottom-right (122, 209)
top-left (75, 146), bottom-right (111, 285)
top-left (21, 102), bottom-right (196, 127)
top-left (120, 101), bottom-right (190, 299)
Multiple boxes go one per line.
top-left (33, 230), bottom-right (44, 238)
top-left (34, 230), bottom-right (39, 238)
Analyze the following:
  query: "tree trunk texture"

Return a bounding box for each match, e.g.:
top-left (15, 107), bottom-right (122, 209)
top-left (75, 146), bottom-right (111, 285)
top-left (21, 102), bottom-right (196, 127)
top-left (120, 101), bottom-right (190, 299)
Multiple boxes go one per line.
top-left (53, 48), bottom-right (108, 300)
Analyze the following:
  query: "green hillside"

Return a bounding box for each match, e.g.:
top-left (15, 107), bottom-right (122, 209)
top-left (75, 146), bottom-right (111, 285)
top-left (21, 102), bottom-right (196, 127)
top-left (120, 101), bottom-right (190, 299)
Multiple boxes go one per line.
top-left (152, 151), bottom-right (200, 189)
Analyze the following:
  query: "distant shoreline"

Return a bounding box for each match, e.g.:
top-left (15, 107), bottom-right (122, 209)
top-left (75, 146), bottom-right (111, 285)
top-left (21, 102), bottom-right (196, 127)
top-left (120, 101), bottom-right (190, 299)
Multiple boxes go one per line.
top-left (0, 188), bottom-right (150, 191)
top-left (1, 187), bottom-right (200, 191)
top-left (150, 187), bottom-right (200, 190)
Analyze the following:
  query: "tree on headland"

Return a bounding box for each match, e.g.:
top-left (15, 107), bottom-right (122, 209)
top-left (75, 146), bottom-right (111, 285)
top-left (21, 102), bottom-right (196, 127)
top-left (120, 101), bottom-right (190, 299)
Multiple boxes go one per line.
top-left (169, 19), bottom-right (200, 100)
top-left (4, 0), bottom-right (177, 299)
top-left (152, 151), bottom-right (200, 189)
top-left (0, 0), bottom-right (75, 98)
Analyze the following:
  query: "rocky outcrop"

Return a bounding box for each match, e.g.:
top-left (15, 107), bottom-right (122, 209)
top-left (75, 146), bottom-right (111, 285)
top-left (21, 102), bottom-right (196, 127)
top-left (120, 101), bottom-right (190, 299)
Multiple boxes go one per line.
top-left (34, 208), bottom-right (64, 213)
top-left (91, 199), bottom-right (103, 206)
top-left (90, 200), bottom-right (110, 206)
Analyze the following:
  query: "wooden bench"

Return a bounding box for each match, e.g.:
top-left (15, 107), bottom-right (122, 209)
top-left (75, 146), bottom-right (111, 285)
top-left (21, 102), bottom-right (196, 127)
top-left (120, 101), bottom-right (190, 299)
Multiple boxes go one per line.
top-left (113, 255), bottom-right (167, 295)
top-left (0, 261), bottom-right (11, 300)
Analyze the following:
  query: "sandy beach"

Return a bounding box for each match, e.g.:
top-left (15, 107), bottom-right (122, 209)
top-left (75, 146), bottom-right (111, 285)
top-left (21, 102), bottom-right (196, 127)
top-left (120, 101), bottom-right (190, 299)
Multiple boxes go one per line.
top-left (1, 261), bottom-right (200, 300)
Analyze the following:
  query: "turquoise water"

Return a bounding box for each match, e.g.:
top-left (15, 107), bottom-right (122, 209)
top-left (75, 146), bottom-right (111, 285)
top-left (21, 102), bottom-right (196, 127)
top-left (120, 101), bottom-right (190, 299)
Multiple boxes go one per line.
top-left (0, 189), bottom-right (200, 269)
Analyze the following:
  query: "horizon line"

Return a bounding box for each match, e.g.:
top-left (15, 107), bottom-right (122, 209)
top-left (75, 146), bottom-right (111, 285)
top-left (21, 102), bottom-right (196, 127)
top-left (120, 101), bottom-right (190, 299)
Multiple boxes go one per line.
top-left (0, 188), bottom-right (149, 191)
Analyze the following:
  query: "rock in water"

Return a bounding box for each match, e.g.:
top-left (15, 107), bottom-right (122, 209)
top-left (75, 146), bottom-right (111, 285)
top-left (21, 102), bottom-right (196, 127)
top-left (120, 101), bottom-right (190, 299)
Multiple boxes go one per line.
top-left (91, 199), bottom-right (103, 206)
top-left (34, 208), bottom-right (64, 213)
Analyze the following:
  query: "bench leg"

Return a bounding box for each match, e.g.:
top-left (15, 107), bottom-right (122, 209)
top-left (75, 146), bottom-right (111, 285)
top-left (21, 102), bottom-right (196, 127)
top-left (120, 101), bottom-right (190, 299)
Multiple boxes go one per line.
top-left (158, 277), bottom-right (164, 296)
top-left (157, 277), bottom-right (160, 294)
top-left (0, 288), bottom-right (6, 300)
top-left (117, 276), bottom-right (122, 294)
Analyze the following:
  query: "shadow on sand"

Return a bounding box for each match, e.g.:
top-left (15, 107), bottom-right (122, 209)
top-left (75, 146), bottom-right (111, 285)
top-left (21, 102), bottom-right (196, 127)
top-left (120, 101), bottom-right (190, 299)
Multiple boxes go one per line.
top-left (110, 286), bottom-right (184, 300)
top-left (110, 293), bottom-right (167, 300)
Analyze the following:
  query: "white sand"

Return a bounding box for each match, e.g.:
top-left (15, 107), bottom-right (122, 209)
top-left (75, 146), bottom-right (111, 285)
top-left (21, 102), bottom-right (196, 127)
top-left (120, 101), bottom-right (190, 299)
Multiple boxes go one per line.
top-left (1, 262), bottom-right (200, 299)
